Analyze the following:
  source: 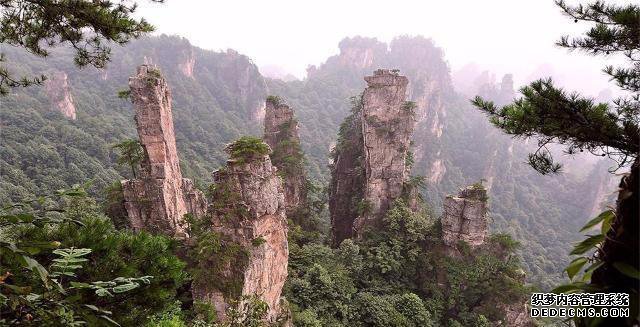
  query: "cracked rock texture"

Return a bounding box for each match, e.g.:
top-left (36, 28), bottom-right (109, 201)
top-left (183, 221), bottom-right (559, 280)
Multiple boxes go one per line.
top-left (44, 71), bottom-right (76, 120)
top-left (353, 69), bottom-right (414, 235)
top-left (199, 152), bottom-right (289, 322)
top-left (329, 106), bottom-right (365, 246)
top-left (121, 65), bottom-right (206, 237)
top-left (441, 185), bottom-right (489, 253)
top-left (263, 98), bottom-right (307, 214)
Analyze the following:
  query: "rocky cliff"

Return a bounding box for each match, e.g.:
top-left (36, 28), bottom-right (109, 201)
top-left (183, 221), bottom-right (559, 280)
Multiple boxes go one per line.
top-left (121, 65), bottom-right (206, 237)
top-left (441, 184), bottom-right (489, 254)
top-left (329, 98), bottom-right (366, 246)
top-left (43, 71), bottom-right (76, 120)
top-left (193, 139), bottom-right (289, 322)
top-left (263, 96), bottom-right (307, 214)
top-left (353, 69), bottom-right (415, 235)
top-left (330, 69), bottom-right (415, 243)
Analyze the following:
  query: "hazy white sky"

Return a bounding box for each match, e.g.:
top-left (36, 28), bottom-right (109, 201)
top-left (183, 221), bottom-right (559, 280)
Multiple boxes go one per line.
top-left (136, 0), bottom-right (630, 96)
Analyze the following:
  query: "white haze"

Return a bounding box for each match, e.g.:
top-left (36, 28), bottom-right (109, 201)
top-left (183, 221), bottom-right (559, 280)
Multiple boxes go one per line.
top-left (136, 0), bottom-right (632, 97)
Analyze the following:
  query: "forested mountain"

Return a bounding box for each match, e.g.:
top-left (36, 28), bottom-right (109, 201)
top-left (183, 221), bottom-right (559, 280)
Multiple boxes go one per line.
top-left (0, 34), bottom-right (615, 290)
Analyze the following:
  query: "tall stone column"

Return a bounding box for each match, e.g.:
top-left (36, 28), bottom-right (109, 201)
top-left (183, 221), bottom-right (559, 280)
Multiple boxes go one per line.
top-left (192, 141), bottom-right (288, 322)
top-left (263, 96), bottom-right (307, 214)
top-left (353, 69), bottom-right (414, 236)
top-left (441, 184), bottom-right (489, 254)
top-left (121, 65), bottom-right (204, 237)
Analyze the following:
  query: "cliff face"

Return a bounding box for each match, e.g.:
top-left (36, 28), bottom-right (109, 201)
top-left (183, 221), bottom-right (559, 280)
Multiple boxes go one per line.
top-left (44, 71), bottom-right (76, 120)
top-left (121, 65), bottom-right (206, 237)
top-left (330, 69), bottom-right (415, 243)
top-left (329, 105), bottom-right (365, 246)
top-left (215, 49), bottom-right (268, 121)
top-left (194, 147), bottom-right (288, 322)
top-left (179, 48), bottom-right (196, 78)
top-left (263, 97), bottom-right (307, 214)
top-left (441, 184), bottom-right (489, 253)
top-left (354, 69), bottom-right (414, 235)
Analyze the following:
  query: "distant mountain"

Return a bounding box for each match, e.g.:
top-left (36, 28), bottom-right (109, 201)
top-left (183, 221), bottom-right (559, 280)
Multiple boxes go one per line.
top-left (0, 34), bottom-right (615, 289)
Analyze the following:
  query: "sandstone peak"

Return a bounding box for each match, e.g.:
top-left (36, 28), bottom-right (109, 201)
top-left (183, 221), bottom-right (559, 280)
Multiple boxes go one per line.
top-left (263, 96), bottom-right (307, 214)
top-left (195, 145), bottom-right (289, 322)
top-left (44, 70), bottom-right (76, 120)
top-left (441, 183), bottom-right (489, 254)
top-left (364, 69), bottom-right (409, 87)
top-left (121, 64), bottom-right (206, 237)
top-left (330, 69), bottom-right (416, 243)
top-left (354, 69), bottom-right (414, 235)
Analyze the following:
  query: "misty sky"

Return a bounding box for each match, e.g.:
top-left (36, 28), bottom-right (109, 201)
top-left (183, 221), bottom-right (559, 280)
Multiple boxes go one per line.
top-left (136, 0), bottom-right (630, 96)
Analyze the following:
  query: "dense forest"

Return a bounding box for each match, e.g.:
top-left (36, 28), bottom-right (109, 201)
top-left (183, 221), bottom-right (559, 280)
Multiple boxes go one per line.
top-left (2, 0), bottom-right (637, 325)
top-left (1, 34), bottom-right (615, 290)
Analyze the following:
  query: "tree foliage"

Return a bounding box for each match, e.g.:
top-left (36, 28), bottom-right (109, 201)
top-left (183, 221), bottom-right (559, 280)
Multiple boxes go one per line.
top-left (0, 0), bottom-right (160, 95)
top-left (473, 1), bottom-right (639, 174)
top-left (0, 186), bottom-right (169, 325)
top-left (473, 1), bottom-right (639, 326)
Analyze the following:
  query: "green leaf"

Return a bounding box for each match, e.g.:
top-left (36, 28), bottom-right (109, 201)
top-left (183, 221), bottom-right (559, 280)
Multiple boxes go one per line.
top-left (95, 288), bottom-right (112, 297)
top-left (20, 255), bottom-right (49, 287)
top-left (112, 283), bottom-right (139, 293)
top-left (581, 261), bottom-right (604, 282)
top-left (84, 304), bottom-right (100, 312)
top-left (98, 315), bottom-right (121, 326)
top-left (613, 262), bottom-right (640, 280)
top-left (2, 284), bottom-right (32, 294)
top-left (580, 210), bottom-right (613, 232)
top-left (565, 257), bottom-right (588, 280)
top-left (570, 234), bottom-right (605, 255)
top-left (601, 211), bottom-right (614, 234)
top-left (70, 282), bottom-right (92, 289)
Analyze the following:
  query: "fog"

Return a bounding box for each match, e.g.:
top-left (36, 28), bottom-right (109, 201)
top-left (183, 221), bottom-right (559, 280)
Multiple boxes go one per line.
top-left (137, 0), bottom-right (631, 97)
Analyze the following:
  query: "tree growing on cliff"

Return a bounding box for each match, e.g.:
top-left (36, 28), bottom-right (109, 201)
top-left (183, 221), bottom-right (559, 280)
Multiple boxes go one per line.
top-left (0, 0), bottom-right (160, 95)
top-left (113, 139), bottom-right (145, 178)
top-left (472, 1), bottom-right (638, 326)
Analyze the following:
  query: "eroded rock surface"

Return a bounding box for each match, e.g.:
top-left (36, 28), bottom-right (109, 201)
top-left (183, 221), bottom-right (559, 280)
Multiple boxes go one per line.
top-left (353, 69), bottom-right (414, 235)
top-left (329, 105), bottom-right (365, 246)
top-left (195, 148), bottom-right (289, 322)
top-left (263, 97), bottom-right (307, 214)
top-left (121, 65), bottom-right (206, 237)
top-left (179, 48), bottom-right (196, 78)
top-left (441, 184), bottom-right (489, 253)
top-left (329, 69), bottom-right (416, 243)
top-left (44, 71), bottom-right (76, 120)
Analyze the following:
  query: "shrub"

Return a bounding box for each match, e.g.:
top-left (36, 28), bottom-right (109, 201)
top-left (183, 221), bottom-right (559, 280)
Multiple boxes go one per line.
top-left (225, 136), bottom-right (270, 163)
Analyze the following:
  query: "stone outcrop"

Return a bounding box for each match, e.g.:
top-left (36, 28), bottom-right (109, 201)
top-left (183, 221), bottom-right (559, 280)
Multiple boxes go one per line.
top-left (121, 65), bottom-right (206, 237)
top-left (441, 184), bottom-right (489, 253)
top-left (330, 69), bottom-right (416, 244)
top-left (329, 103), bottom-right (366, 246)
top-left (216, 49), bottom-right (267, 121)
top-left (263, 96), bottom-right (307, 214)
top-left (194, 144), bottom-right (288, 322)
top-left (44, 71), bottom-right (76, 119)
top-left (353, 69), bottom-right (414, 235)
top-left (179, 48), bottom-right (196, 78)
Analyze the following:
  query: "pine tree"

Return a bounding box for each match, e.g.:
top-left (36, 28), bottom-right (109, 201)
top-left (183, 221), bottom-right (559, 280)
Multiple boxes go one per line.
top-left (0, 0), bottom-right (161, 95)
top-left (113, 139), bottom-right (145, 178)
top-left (473, 1), bottom-right (638, 326)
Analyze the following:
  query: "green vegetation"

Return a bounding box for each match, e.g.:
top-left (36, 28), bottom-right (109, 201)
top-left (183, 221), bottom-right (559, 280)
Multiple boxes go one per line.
top-left (266, 95), bottom-right (285, 107)
top-left (225, 136), bottom-right (271, 164)
top-left (402, 101), bottom-right (417, 114)
top-left (113, 139), bottom-right (145, 178)
top-left (0, 0), bottom-right (156, 95)
top-left (252, 236), bottom-right (267, 247)
top-left (0, 186), bottom-right (185, 325)
top-left (285, 199), bottom-right (530, 326)
top-left (473, 1), bottom-right (639, 326)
